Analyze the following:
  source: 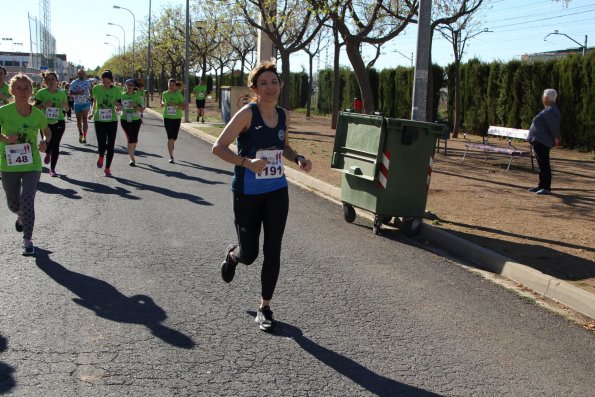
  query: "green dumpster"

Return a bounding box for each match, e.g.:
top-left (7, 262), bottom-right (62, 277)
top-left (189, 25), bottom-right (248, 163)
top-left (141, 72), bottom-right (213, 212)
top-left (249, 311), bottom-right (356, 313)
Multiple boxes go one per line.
top-left (330, 111), bottom-right (445, 235)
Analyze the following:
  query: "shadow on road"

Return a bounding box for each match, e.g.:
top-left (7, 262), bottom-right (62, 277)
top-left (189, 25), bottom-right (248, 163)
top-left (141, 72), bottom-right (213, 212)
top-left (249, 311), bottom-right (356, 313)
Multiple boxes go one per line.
top-left (60, 175), bottom-right (140, 199)
top-left (0, 334), bottom-right (16, 393)
top-left (37, 180), bottom-right (81, 199)
top-left (246, 312), bottom-right (442, 397)
top-left (436, 226), bottom-right (595, 282)
top-left (112, 175), bottom-right (213, 205)
top-left (177, 160), bottom-right (234, 177)
top-left (35, 250), bottom-right (195, 349)
top-left (139, 163), bottom-right (225, 186)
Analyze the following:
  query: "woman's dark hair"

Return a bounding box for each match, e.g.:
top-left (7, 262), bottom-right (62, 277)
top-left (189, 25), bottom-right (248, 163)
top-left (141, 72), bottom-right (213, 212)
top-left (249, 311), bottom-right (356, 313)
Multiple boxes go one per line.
top-left (101, 70), bottom-right (114, 81)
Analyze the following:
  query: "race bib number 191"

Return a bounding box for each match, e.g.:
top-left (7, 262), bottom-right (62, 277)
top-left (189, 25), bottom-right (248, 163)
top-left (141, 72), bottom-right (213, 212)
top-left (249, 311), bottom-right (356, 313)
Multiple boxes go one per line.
top-left (255, 149), bottom-right (284, 179)
top-left (5, 143), bottom-right (33, 166)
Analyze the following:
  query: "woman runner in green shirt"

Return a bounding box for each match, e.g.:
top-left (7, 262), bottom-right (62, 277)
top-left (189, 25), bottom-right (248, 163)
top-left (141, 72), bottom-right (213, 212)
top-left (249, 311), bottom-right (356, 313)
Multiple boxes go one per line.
top-left (90, 70), bottom-right (122, 176)
top-left (34, 70), bottom-right (69, 177)
top-left (160, 79), bottom-right (185, 163)
top-left (0, 74), bottom-right (51, 255)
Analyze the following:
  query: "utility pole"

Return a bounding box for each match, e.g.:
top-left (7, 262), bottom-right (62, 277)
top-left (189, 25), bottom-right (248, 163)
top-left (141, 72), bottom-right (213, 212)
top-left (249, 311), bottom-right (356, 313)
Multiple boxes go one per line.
top-left (184, 0), bottom-right (190, 122)
top-left (411, 0), bottom-right (432, 122)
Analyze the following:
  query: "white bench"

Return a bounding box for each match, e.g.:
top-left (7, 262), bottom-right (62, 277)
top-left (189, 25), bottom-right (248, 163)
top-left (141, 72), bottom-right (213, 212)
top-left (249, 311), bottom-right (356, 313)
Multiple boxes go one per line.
top-left (461, 126), bottom-right (534, 171)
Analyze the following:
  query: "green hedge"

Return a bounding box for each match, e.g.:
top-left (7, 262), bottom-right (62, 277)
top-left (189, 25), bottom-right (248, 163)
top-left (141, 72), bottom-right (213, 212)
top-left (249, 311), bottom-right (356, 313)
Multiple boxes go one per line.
top-left (447, 53), bottom-right (594, 149)
top-left (316, 65), bottom-right (443, 121)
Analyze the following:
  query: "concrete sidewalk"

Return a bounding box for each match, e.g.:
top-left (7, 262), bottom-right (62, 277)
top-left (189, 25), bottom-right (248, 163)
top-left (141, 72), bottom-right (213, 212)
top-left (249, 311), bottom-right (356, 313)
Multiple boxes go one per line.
top-left (152, 109), bottom-right (595, 321)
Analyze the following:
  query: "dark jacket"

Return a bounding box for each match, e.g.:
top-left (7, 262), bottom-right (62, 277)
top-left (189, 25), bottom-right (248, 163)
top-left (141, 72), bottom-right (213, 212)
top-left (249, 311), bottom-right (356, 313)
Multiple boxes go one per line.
top-left (528, 105), bottom-right (561, 148)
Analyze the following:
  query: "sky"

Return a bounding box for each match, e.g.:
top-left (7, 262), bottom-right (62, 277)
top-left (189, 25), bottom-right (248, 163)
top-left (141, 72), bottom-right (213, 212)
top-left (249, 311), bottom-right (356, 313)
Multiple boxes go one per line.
top-left (1, 0), bottom-right (593, 74)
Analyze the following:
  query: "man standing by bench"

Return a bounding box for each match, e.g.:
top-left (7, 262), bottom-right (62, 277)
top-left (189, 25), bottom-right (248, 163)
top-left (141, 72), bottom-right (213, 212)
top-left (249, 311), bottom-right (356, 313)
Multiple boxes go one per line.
top-left (527, 88), bottom-right (561, 195)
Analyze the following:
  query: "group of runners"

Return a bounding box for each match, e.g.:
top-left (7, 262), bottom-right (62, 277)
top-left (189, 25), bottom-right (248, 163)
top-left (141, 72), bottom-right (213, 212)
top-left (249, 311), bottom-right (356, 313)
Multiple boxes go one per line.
top-left (1, 59), bottom-right (313, 332)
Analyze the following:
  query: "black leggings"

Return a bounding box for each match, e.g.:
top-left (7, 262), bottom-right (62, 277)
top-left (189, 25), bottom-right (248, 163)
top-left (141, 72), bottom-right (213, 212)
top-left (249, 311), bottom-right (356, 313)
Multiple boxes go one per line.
top-left (95, 121), bottom-right (118, 168)
top-left (47, 120), bottom-right (65, 169)
top-left (121, 119), bottom-right (142, 144)
top-left (232, 187), bottom-right (289, 300)
top-left (164, 118), bottom-right (181, 140)
top-left (532, 142), bottom-right (552, 190)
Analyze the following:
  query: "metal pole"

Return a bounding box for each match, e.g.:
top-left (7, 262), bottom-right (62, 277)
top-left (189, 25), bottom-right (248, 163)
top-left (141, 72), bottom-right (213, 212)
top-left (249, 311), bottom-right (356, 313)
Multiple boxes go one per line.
top-left (146, 0), bottom-right (152, 107)
top-left (114, 6), bottom-right (135, 77)
top-left (108, 22), bottom-right (125, 59)
top-left (184, 0), bottom-right (190, 122)
top-left (584, 35), bottom-right (588, 57)
top-left (411, 0), bottom-right (432, 122)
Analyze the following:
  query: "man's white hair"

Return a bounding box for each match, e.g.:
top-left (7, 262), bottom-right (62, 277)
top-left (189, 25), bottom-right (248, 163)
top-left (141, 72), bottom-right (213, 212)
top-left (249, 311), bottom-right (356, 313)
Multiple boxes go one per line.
top-left (543, 88), bottom-right (557, 103)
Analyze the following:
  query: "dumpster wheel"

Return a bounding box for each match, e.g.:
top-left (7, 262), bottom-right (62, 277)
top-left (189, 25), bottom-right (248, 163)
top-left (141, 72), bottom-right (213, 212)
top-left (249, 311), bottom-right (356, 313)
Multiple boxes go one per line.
top-left (343, 203), bottom-right (356, 223)
top-left (399, 217), bottom-right (423, 236)
top-left (373, 215), bottom-right (384, 235)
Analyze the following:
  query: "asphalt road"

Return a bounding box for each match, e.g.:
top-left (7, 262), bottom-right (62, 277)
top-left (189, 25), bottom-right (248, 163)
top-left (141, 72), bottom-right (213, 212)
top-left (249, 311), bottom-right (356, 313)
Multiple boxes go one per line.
top-left (1, 111), bottom-right (593, 396)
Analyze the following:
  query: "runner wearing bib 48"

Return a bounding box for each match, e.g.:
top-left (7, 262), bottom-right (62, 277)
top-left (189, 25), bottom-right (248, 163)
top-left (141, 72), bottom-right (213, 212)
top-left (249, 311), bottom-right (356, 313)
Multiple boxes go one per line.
top-left (212, 59), bottom-right (312, 332)
top-left (0, 74), bottom-right (52, 256)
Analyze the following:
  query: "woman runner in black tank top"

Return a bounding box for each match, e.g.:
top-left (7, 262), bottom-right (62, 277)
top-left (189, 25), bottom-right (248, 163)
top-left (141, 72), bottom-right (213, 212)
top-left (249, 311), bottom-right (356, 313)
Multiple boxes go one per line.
top-left (212, 59), bottom-right (312, 332)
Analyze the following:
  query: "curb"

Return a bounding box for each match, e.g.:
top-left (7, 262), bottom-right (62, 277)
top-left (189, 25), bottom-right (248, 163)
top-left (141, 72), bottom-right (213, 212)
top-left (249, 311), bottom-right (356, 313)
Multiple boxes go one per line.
top-left (158, 109), bottom-right (595, 320)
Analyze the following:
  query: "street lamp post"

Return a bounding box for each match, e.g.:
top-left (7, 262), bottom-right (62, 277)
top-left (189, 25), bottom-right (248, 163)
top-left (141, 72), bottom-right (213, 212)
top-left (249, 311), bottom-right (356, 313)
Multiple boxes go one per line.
top-left (114, 5), bottom-right (136, 77)
top-left (106, 34), bottom-right (121, 55)
top-left (108, 22), bottom-right (126, 56)
top-left (544, 30), bottom-right (588, 56)
top-left (184, 0), bottom-right (190, 122)
top-left (104, 42), bottom-right (118, 56)
top-left (146, 0), bottom-right (152, 106)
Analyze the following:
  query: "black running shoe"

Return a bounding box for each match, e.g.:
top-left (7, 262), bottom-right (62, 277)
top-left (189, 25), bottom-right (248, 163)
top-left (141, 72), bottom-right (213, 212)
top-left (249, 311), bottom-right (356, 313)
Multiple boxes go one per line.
top-left (255, 306), bottom-right (275, 332)
top-left (15, 218), bottom-right (23, 233)
top-left (21, 239), bottom-right (35, 256)
top-left (220, 244), bottom-right (238, 283)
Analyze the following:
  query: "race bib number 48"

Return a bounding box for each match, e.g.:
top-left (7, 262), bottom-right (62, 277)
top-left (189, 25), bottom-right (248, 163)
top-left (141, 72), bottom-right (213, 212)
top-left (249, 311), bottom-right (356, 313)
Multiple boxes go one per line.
top-left (255, 149), bottom-right (284, 179)
top-left (5, 143), bottom-right (33, 166)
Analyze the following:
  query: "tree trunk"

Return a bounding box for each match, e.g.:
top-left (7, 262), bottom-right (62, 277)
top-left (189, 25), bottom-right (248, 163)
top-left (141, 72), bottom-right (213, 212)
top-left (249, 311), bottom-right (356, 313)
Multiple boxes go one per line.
top-left (279, 50), bottom-right (291, 109)
top-left (306, 53), bottom-right (313, 118)
top-left (331, 28), bottom-right (341, 129)
top-left (344, 39), bottom-right (374, 114)
top-left (452, 59), bottom-right (462, 138)
top-left (218, 65), bottom-right (224, 110)
top-left (452, 31), bottom-right (462, 138)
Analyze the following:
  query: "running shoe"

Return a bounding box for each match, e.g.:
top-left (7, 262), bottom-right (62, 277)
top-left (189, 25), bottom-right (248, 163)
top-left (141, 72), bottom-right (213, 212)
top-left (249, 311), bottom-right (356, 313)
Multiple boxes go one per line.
top-left (129, 160), bottom-right (136, 167)
top-left (21, 239), bottom-right (35, 256)
top-left (255, 306), bottom-right (275, 332)
top-left (169, 157), bottom-right (175, 164)
top-left (528, 187), bottom-right (540, 192)
top-left (97, 155), bottom-right (104, 168)
top-left (79, 134), bottom-right (83, 143)
top-left (220, 244), bottom-right (238, 283)
top-left (44, 153), bottom-right (50, 164)
top-left (15, 217), bottom-right (23, 233)
top-left (49, 169), bottom-right (57, 177)
top-left (104, 168), bottom-right (112, 177)
top-left (82, 133), bottom-right (87, 144)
